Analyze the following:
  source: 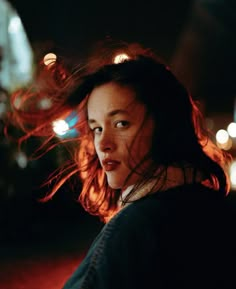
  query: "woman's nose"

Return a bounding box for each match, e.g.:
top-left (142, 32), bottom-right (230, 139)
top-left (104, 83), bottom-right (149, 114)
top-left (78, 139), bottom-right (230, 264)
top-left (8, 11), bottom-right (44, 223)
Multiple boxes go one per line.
top-left (98, 132), bottom-right (116, 152)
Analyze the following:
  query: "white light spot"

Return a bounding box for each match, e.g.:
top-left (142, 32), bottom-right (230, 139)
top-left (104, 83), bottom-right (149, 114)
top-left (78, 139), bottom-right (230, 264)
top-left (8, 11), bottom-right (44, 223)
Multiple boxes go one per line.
top-left (15, 152), bottom-right (28, 169)
top-left (52, 119), bottom-right (69, 135)
top-left (44, 53), bottom-right (57, 66)
top-left (216, 138), bottom-right (232, 151)
top-left (216, 129), bottom-right (229, 144)
top-left (230, 161), bottom-right (236, 188)
top-left (113, 53), bottom-right (130, 64)
top-left (227, 122), bottom-right (236, 138)
top-left (8, 15), bottom-right (22, 34)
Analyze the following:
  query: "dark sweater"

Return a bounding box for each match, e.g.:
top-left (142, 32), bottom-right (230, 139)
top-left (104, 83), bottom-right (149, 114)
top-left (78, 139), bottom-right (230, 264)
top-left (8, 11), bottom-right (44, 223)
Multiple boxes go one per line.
top-left (63, 184), bottom-right (236, 289)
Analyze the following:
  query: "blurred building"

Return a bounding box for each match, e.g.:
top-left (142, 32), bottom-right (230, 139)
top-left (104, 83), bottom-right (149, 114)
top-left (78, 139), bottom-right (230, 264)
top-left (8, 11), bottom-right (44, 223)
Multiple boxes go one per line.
top-left (0, 0), bottom-right (34, 92)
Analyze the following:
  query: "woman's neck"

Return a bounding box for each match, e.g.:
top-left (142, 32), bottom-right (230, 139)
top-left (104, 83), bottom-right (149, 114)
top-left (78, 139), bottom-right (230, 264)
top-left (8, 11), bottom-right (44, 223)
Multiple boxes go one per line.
top-left (117, 166), bottom-right (209, 208)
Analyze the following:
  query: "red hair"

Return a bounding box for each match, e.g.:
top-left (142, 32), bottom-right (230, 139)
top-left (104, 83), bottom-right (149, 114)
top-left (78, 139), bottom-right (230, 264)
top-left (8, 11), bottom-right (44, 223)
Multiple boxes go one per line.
top-left (7, 46), bottom-right (232, 222)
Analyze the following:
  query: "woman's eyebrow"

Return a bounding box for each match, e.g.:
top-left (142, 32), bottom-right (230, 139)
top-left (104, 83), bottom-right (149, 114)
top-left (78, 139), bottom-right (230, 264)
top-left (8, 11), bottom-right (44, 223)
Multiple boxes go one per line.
top-left (107, 109), bottom-right (129, 117)
top-left (88, 109), bottom-right (129, 124)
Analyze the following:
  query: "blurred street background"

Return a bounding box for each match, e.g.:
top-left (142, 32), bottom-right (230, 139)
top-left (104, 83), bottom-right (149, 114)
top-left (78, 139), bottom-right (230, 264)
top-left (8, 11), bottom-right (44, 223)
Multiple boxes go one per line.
top-left (0, 0), bottom-right (236, 288)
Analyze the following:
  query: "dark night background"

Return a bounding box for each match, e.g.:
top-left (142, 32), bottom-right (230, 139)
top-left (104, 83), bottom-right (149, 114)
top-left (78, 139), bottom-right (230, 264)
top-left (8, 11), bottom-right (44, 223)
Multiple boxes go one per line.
top-left (0, 0), bottom-right (236, 288)
top-left (10, 0), bottom-right (236, 113)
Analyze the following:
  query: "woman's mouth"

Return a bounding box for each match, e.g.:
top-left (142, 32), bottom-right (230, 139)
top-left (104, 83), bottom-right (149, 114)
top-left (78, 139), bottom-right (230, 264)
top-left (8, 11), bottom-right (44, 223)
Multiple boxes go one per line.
top-left (102, 159), bottom-right (121, 171)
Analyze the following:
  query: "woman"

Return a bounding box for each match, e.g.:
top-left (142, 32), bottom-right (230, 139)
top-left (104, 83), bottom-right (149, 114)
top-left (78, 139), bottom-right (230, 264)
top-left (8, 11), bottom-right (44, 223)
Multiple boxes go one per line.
top-left (10, 47), bottom-right (234, 288)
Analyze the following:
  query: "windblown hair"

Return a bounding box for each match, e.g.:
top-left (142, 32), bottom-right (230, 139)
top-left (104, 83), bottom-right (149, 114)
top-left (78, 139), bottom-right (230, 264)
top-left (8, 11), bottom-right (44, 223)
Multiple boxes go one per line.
top-left (8, 45), bottom-right (232, 222)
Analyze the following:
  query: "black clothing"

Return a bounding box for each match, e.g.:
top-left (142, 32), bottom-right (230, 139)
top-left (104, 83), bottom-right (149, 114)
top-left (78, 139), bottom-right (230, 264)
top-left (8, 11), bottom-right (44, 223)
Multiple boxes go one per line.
top-left (63, 184), bottom-right (236, 289)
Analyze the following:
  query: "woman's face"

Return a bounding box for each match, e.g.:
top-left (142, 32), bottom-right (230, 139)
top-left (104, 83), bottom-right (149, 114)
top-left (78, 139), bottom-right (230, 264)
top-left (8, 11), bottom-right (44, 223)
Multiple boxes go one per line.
top-left (87, 82), bottom-right (154, 189)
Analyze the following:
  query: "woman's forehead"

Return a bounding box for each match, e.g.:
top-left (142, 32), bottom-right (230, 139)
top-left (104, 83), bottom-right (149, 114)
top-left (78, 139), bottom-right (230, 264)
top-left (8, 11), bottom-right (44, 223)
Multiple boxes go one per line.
top-left (88, 83), bottom-right (136, 109)
top-left (87, 82), bottom-right (146, 119)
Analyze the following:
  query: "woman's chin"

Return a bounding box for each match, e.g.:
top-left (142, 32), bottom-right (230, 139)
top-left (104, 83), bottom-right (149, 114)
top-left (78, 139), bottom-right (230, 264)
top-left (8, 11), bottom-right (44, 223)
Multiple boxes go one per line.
top-left (108, 183), bottom-right (122, 190)
top-left (107, 174), bottom-right (138, 190)
top-left (107, 178), bottom-right (123, 190)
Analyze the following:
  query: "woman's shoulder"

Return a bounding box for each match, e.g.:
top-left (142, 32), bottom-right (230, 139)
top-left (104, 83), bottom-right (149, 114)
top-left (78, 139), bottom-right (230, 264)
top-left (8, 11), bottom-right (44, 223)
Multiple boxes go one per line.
top-left (108, 183), bottom-right (230, 231)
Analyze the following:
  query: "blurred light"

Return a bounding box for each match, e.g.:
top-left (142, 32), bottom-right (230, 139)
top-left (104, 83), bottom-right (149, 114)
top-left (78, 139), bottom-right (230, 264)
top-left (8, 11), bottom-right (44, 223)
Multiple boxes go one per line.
top-left (8, 15), bottom-right (21, 34)
top-left (44, 53), bottom-right (57, 66)
top-left (230, 161), bottom-right (236, 188)
top-left (216, 138), bottom-right (232, 151)
top-left (113, 53), bottom-right (130, 64)
top-left (2, 2), bottom-right (34, 92)
top-left (38, 97), bottom-right (52, 110)
top-left (15, 151), bottom-right (28, 169)
top-left (216, 129), bottom-right (229, 144)
top-left (52, 120), bottom-right (69, 136)
top-left (52, 111), bottom-right (79, 138)
top-left (227, 122), bottom-right (236, 138)
top-left (66, 111), bottom-right (78, 128)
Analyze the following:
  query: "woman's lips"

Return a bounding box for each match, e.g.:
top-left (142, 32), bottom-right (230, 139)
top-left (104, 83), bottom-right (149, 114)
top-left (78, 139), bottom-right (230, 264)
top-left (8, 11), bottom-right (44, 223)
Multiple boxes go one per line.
top-left (102, 159), bottom-right (120, 171)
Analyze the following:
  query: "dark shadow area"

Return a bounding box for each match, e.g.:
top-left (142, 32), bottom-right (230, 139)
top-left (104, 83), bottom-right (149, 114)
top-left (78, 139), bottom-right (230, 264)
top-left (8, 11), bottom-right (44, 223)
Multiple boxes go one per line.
top-left (0, 185), bottom-right (103, 289)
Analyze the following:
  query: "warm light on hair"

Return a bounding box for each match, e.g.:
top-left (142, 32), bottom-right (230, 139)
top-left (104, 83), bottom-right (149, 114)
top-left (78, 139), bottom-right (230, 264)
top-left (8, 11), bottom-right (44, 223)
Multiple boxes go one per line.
top-left (113, 53), bottom-right (130, 64)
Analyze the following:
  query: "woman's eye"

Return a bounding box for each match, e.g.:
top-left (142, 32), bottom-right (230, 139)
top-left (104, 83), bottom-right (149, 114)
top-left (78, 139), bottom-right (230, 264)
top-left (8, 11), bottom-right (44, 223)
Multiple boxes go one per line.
top-left (115, 121), bottom-right (129, 128)
top-left (92, 127), bottom-right (102, 134)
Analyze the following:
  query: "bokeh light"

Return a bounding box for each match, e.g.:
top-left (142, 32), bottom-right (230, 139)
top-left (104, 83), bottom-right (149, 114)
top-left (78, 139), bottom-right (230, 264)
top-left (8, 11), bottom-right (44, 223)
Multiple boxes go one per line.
top-left (113, 53), bottom-right (130, 64)
top-left (52, 119), bottom-right (69, 136)
top-left (216, 129), bottom-right (229, 144)
top-left (43, 53), bottom-right (57, 66)
top-left (227, 122), bottom-right (236, 138)
top-left (38, 97), bottom-right (52, 110)
top-left (8, 15), bottom-right (21, 34)
top-left (15, 151), bottom-right (28, 169)
top-left (52, 111), bottom-right (79, 138)
top-left (216, 138), bottom-right (232, 151)
top-left (230, 161), bottom-right (236, 188)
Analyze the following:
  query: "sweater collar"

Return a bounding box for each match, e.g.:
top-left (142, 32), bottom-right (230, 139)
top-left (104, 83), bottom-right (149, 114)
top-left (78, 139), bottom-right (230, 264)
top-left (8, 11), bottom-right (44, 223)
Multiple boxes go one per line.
top-left (118, 166), bottom-right (211, 207)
